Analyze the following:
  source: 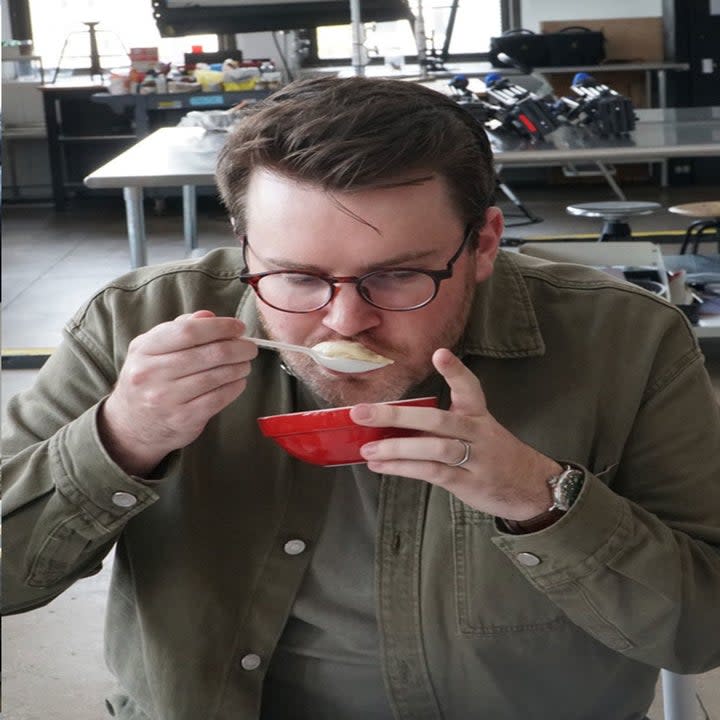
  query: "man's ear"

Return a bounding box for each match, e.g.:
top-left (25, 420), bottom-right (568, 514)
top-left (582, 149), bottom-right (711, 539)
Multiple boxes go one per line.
top-left (473, 206), bottom-right (504, 283)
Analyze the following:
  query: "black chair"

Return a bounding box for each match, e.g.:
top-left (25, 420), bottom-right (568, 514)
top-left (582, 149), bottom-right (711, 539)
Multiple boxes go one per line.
top-left (669, 201), bottom-right (720, 254)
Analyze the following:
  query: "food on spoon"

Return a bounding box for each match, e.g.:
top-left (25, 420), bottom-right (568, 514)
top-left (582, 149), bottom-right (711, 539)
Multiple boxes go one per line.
top-left (311, 340), bottom-right (393, 366)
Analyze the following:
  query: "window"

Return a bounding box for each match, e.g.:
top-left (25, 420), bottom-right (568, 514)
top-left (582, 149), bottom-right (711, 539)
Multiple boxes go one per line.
top-left (28, 0), bottom-right (217, 72)
top-left (26, 0), bottom-right (505, 73)
top-left (315, 1), bottom-right (503, 62)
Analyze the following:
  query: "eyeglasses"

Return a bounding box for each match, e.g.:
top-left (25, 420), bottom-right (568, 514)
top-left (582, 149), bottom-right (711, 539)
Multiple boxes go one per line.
top-left (239, 223), bottom-right (475, 314)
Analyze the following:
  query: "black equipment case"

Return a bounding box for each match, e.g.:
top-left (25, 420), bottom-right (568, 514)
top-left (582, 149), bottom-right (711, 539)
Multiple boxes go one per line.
top-left (544, 27), bottom-right (606, 65)
top-left (490, 27), bottom-right (605, 69)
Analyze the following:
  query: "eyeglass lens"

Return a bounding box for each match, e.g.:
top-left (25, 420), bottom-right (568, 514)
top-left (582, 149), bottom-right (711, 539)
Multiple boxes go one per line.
top-left (255, 270), bottom-right (438, 311)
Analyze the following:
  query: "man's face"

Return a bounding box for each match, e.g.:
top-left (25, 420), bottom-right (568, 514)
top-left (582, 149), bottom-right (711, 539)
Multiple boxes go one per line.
top-left (244, 169), bottom-right (502, 406)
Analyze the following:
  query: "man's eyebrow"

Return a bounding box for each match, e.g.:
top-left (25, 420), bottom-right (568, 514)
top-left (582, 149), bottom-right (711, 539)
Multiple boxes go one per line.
top-left (260, 247), bottom-right (439, 274)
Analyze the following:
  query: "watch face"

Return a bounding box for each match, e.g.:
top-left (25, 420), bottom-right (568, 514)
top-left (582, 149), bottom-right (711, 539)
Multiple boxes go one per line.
top-left (553, 469), bottom-right (584, 510)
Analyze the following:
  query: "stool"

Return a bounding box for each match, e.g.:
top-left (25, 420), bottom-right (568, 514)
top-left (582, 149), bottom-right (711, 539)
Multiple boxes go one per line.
top-left (566, 201), bottom-right (662, 242)
top-left (668, 201), bottom-right (720, 254)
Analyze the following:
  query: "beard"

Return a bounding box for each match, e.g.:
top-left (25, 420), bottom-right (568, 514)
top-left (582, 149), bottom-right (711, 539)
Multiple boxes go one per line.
top-left (258, 270), bottom-right (478, 407)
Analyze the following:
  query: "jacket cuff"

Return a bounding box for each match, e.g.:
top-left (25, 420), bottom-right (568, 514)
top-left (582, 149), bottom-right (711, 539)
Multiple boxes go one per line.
top-left (491, 469), bottom-right (630, 590)
top-left (49, 401), bottom-right (174, 529)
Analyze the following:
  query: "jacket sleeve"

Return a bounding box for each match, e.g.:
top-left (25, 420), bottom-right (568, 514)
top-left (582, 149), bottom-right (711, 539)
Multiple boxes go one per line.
top-left (492, 340), bottom-right (720, 674)
top-left (1, 329), bottom-right (163, 615)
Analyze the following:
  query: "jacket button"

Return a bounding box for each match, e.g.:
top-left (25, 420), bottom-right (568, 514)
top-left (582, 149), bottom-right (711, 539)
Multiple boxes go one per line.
top-left (516, 552), bottom-right (542, 567)
top-left (111, 491), bottom-right (138, 508)
top-left (241, 654), bottom-right (261, 671)
top-left (283, 539), bottom-right (306, 555)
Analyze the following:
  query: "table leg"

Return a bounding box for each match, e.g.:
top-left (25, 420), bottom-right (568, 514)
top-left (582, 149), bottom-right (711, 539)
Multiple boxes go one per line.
top-left (7, 138), bottom-right (20, 199)
top-left (123, 186), bottom-right (148, 269)
top-left (645, 69), bottom-right (653, 108)
top-left (43, 93), bottom-right (66, 211)
top-left (660, 670), bottom-right (697, 720)
top-left (657, 70), bottom-right (669, 186)
top-left (657, 70), bottom-right (667, 109)
top-left (182, 184), bottom-right (198, 255)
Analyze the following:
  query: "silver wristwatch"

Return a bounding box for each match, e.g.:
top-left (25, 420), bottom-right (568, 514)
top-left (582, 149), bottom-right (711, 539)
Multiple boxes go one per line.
top-left (547, 466), bottom-right (585, 512)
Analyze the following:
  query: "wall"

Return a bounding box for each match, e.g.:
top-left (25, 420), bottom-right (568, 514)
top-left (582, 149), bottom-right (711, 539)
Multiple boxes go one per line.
top-left (235, 31), bottom-right (280, 61)
top-left (2, 0), bottom-right (13, 41)
top-left (520, 0), bottom-right (662, 31)
top-left (233, 30), bottom-right (299, 81)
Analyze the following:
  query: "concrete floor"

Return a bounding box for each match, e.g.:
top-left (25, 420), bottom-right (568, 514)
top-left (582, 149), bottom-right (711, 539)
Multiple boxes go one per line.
top-left (2, 184), bottom-right (720, 719)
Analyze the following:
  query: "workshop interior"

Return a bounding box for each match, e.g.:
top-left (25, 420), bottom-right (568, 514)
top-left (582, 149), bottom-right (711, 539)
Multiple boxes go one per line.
top-left (2, 1), bottom-right (720, 719)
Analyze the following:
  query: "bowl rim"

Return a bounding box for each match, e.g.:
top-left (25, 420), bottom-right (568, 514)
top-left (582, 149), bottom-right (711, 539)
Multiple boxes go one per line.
top-left (257, 396), bottom-right (438, 437)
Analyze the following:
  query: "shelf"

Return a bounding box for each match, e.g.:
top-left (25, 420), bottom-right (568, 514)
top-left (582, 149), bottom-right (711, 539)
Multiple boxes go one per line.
top-left (92, 89), bottom-right (271, 113)
top-left (43, 84), bottom-right (270, 210)
top-left (58, 134), bottom-right (138, 142)
top-left (91, 89), bottom-right (272, 135)
top-left (2, 55), bottom-right (45, 83)
top-left (2, 125), bottom-right (47, 140)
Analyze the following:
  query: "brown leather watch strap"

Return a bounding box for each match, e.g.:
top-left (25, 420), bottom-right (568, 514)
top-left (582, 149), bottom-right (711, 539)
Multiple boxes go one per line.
top-left (501, 508), bottom-right (566, 534)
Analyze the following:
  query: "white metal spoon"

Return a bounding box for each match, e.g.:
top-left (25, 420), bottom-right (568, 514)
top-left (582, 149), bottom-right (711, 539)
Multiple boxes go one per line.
top-left (244, 337), bottom-right (393, 373)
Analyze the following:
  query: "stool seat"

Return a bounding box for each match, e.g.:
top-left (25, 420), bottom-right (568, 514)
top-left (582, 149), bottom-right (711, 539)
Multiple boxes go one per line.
top-left (567, 201), bottom-right (662, 220)
top-left (668, 200), bottom-right (720, 254)
top-left (566, 201), bottom-right (662, 242)
top-left (668, 201), bottom-right (720, 218)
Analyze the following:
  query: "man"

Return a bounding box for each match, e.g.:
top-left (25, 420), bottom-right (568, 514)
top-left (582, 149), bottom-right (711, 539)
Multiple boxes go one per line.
top-left (3, 77), bottom-right (720, 720)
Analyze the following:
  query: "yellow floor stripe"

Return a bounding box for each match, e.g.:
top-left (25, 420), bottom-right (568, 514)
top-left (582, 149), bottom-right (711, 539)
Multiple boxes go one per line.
top-left (2, 348), bottom-right (56, 357)
top-left (516, 230), bottom-right (686, 241)
top-left (2, 348), bottom-right (55, 370)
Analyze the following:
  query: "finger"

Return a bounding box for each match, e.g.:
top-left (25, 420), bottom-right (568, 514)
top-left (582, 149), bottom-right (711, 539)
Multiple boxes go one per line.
top-left (361, 435), bottom-right (470, 467)
top-left (174, 360), bottom-right (254, 402)
top-left (161, 338), bottom-right (258, 379)
top-left (135, 316), bottom-right (247, 355)
top-left (132, 359), bottom-right (253, 411)
top-left (364, 458), bottom-right (463, 489)
top-left (181, 376), bottom-right (249, 418)
top-left (349, 403), bottom-right (471, 439)
top-left (432, 348), bottom-right (487, 416)
top-left (115, 353), bottom-right (253, 415)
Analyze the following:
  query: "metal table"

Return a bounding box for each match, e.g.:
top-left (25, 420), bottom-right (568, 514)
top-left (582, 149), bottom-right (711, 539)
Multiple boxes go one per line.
top-left (84, 127), bottom-right (223, 268)
top-left (351, 61), bottom-right (690, 109)
top-left (84, 107), bottom-right (720, 269)
top-left (489, 107), bottom-right (720, 165)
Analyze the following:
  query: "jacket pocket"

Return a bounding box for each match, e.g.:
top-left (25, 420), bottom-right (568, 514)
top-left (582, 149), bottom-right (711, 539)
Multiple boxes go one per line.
top-left (451, 497), bottom-right (568, 636)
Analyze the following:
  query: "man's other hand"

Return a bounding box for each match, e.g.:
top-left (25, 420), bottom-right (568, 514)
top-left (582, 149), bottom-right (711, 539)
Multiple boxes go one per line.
top-left (99, 310), bottom-right (258, 477)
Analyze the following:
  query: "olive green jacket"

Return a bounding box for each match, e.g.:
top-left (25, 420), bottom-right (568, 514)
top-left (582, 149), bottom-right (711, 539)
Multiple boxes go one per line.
top-left (3, 248), bottom-right (720, 720)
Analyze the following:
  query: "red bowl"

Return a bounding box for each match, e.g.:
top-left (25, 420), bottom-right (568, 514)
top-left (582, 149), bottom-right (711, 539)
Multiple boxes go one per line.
top-left (258, 396), bottom-right (439, 466)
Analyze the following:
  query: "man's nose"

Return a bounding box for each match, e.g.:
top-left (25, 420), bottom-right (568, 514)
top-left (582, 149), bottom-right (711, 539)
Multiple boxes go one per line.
top-left (321, 283), bottom-right (382, 337)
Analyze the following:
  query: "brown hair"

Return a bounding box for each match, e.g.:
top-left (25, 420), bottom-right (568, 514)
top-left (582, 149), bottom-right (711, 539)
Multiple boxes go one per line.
top-left (216, 76), bottom-right (495, 232)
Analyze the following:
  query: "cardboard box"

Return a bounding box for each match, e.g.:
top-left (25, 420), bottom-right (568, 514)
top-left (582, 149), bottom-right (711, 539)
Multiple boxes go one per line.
top-left (539, 16), bottom-right (664, 107)
top-left (538, 17), bottom-right (664, 185)
top-left (539, 17), bottom-right (664, 63)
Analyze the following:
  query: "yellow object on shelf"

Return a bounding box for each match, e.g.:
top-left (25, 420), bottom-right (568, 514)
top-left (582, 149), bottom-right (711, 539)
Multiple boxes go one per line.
top-left (193, 70), bottom-right (258, 92)
top-left (224, 78), bottom-right (257, 91)
top-left (193, 69), bottom-right (224, 91)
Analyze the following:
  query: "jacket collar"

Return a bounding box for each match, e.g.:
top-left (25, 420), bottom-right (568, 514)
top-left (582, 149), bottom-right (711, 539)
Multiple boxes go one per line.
top-left (461, 249), bottom-right (545, 359)
top-left (235, 249), bottom-right (545, 359)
